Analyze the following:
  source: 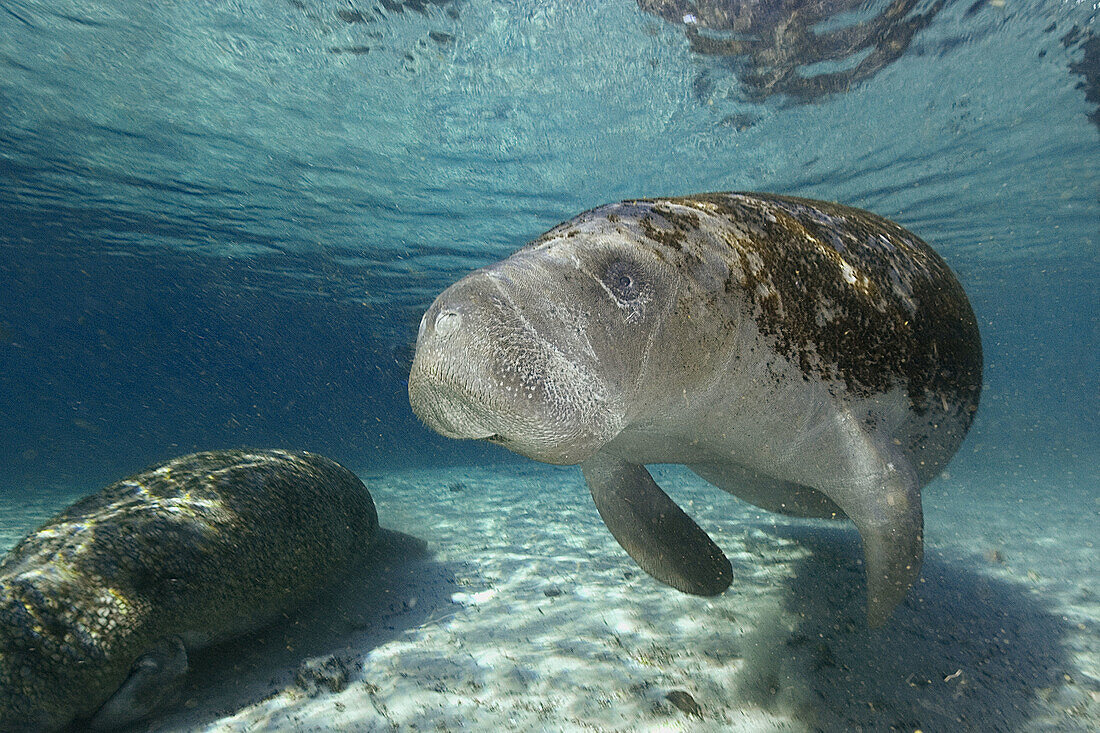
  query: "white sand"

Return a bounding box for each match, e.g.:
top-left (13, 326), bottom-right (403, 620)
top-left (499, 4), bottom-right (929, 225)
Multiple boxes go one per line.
top-left (4, 455), bottom-right (1099, 731)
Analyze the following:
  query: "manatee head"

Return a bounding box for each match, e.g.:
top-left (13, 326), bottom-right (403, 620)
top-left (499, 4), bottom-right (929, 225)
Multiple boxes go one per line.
top-left (409, 206), bottom-right (691, 465)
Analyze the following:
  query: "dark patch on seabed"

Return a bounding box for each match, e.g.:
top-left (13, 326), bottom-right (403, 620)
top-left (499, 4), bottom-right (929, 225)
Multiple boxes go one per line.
top-left (146, 527), bottom-right (446, 730)
top-left (748, 521), bottom-right (1069, 729)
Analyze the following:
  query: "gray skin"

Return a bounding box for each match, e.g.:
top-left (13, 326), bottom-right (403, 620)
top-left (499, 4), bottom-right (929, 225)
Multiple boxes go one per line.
top-left (0, 449), bottom-right (378, 732)
top-left (409, 192), bottom-right (982, 627)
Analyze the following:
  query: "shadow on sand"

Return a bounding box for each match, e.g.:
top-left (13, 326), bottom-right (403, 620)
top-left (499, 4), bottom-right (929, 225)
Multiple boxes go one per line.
top-left (736, 522), bottom-right (1081, 731)
top-left (129, 528), bottom-right (458, 731)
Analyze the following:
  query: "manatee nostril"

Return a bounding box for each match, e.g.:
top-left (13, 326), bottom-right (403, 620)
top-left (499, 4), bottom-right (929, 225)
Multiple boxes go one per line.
top-left (434, 311), bottom-right (462, 338)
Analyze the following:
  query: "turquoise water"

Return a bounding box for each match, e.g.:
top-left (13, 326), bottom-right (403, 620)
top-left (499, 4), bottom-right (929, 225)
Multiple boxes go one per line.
top-left (1, 0), bottom-right (1098, 729)
top-left (1, 1), bottom-right (1096, 482)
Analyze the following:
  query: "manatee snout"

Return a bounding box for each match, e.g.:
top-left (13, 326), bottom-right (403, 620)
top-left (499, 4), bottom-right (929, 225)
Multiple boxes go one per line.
top-left (409, 273), bottom-right (512, 442)
top-left (409, 259), bottom-right (626, 465)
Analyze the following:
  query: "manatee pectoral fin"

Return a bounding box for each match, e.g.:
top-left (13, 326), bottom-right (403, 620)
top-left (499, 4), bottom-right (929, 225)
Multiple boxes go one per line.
top-left (581, 453), bottom-right (732, 596)
top-left (90, 635), bottom-right (189, 730)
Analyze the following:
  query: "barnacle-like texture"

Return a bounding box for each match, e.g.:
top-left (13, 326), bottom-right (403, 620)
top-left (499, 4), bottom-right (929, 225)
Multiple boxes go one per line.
top-left (0, 449), bottom-right (377, 731)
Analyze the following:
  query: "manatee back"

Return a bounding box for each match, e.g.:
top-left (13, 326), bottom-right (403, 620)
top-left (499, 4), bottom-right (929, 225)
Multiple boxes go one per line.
top-left (590, 193), bottom-right (982, 482)
top-left (0, 448), bottom-right (376, 731)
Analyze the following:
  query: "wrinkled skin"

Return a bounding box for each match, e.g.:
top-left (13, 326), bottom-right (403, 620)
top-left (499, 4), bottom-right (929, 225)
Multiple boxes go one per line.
top-left (410, 192), bottom-right (981, 626)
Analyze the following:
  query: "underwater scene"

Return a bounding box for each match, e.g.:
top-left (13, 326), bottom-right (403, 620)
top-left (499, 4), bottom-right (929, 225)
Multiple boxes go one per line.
top-left (1, 0), bottom-right (1097, 730)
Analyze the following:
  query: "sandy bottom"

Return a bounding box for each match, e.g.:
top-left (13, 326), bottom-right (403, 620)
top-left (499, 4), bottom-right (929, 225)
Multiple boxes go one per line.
top-left (4, 454), bottom-right (1098, 732)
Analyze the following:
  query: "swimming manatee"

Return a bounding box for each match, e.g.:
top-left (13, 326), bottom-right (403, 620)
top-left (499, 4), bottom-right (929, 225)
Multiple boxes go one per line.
top-left (409, 192), bottom-right (982, 626)
top-left (0, 449), bottom-right (378, 731)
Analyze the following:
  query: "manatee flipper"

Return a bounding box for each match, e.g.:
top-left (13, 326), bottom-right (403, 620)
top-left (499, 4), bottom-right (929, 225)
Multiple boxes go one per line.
top-left (815, 424), bottom-right (924, 627)
top-left (581, 453), bottom-right (732, 596)
top-left (90, 636), bottom-right (189, 730)
top-left (688, 461), bottom-right (845, 519)
top-left (857, 498), bottom-right (923, 628)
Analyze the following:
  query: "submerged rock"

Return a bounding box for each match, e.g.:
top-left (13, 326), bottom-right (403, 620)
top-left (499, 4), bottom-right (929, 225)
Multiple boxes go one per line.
top-left (666, 689), bottom-right (704, 718)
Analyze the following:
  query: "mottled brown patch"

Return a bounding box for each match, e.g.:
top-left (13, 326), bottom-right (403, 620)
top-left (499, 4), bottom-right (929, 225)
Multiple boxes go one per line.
top-left (639, 215), bottom-right (687, 250)
top-left (629, 193), bottom-right (981, 421)
top-left (652, 203), bottom-right (701, 235)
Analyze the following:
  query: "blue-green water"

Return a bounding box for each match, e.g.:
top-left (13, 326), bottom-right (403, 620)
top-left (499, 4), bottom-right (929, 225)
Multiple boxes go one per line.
top-left (0, 0), bottom-right (1097, 729)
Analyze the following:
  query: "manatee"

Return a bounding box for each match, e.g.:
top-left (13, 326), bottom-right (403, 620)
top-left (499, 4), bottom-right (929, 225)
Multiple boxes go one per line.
top-left (409, 192), bottom-right (982, 626)
top-left (0, 449), bottom-right (378, 731)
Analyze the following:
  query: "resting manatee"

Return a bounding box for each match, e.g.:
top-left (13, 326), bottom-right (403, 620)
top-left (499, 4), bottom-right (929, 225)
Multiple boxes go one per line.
top-left (0, 449), bottom-right (377, 731)
top-left (409, 192), bottom-right (981, 626)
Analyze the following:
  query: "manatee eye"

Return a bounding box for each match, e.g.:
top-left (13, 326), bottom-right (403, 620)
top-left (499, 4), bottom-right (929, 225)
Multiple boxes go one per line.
top-left (604, 260), bottom-right (643, 302)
